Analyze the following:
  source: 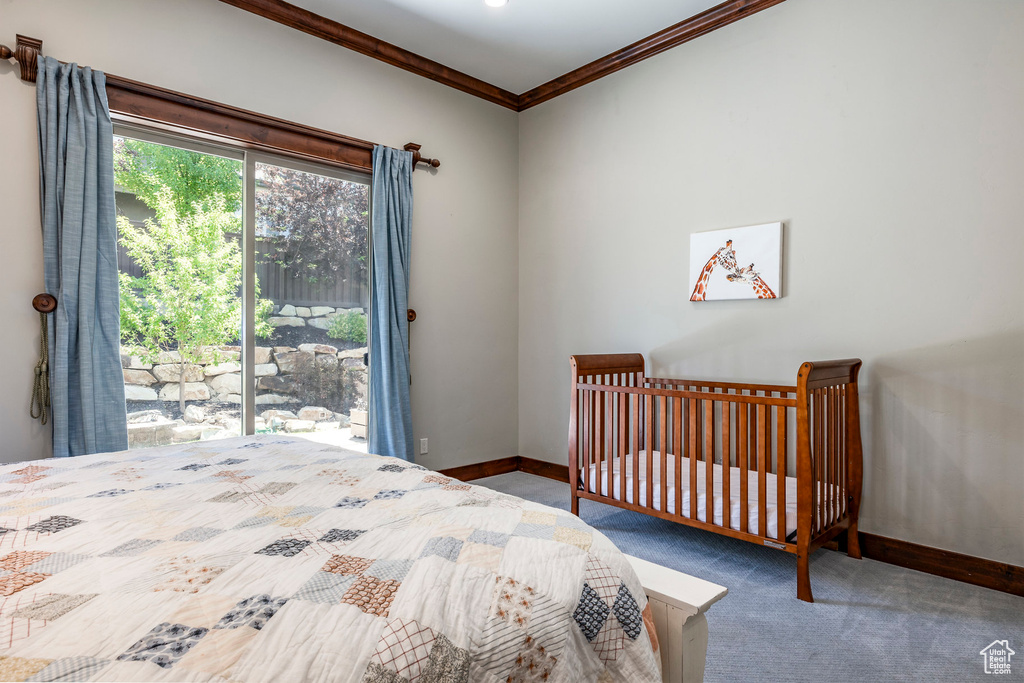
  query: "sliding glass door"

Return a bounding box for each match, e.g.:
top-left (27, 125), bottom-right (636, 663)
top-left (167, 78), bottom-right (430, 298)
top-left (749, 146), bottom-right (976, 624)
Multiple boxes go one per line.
top-left (114, 127), bottom-right (370, 450)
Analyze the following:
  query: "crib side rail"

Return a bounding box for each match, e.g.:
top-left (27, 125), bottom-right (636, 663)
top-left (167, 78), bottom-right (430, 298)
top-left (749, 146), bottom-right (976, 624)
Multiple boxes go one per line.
top-left (569, 355), bottom-right (647, 515)
top-left (570, 374), bottom-right (799, 548)
top-left (795, 359), bottom-right (863, 546)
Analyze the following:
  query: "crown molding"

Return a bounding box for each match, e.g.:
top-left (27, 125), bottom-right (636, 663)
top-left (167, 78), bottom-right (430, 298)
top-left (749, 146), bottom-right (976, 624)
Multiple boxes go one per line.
top-left (517, 0), bottom-right (788, 110)
top-left (218, 0), bottom-right (788, 112)
top-left (218, 0), bottom-right (521, 111)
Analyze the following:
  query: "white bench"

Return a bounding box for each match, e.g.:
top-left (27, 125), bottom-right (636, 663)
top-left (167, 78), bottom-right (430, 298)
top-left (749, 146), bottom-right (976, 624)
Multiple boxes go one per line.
top-left (625, 555), bottom-right (727, 683)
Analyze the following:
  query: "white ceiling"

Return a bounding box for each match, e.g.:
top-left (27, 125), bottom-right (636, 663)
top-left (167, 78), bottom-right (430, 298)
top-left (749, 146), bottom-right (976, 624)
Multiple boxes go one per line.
top-left (289, 0), bottom-right (724, 93)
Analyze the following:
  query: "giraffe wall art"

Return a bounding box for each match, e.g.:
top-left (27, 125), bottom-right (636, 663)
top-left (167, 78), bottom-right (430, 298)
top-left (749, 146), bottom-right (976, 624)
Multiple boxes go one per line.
top-left (688, 222), bottom-right (783, 301)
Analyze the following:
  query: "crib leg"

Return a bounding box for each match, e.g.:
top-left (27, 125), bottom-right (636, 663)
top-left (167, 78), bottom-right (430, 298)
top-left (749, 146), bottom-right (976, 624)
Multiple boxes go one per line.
top-left (571, 490), bottom-right (580, 517)
top-left (846, 523), bottom-right (862, 560)
top-left (797, 552), bottom-right (814, 603)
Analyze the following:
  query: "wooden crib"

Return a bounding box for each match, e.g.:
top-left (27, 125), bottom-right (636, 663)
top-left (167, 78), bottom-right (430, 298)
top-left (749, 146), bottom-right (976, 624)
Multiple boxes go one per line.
top-left (568, 353), bottom-right (863, 602)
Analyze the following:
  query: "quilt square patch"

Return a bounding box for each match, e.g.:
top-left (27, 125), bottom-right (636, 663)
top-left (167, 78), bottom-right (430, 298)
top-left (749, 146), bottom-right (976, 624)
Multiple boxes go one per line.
top-left (373, 489), bottom-right (407, 501)
top-left (22, 553), bottom-right (88, 576)
top-left (573, 583), bottom-right (610, 642)
top-left (365, 559), bottom-right (414, 582)
top-left (377, 464), bottom-right (407, 473)
top-left (467, 530), bottom-right (511, 548)
top-left (369, 618), bottom-right (436, 681)
top-left (24, 516), bottom-right (81, 534)
top-left (0, 573), bottom-right (48, 596)
top-left (173, 527), bottom-right (225, 543)
top-left (318, 529), bottom-right (366, 544)
top-left (491, 577), bottom-right (536, 629)
top-left (419, 536), bottom-right (463, 562)
top-left (0, 551), bottom-right (51, 571)
top-left (255, 538), bottom-right (311, 558)
top-left (12, 594), bottom-right (95, 621)
top-left (323, 554), bottom-right (373, 576)
top-left (101, 539), bottom-right (163, 557)
top-left (293, 572), bottom-right (356, 604)
top-left (553, 526), bottom-right (592, 551)
top-left (144, 482), bottom-right (182, 491)
top-left (208, 490), bottom-right (249, 503)
top-left (0, 657), bottom-right (51, 681)
top-left (177, 463), bottom-right (211, 471)
top-left (612, 583), bottom-right (643, 640)
top-left (507, 635), bottom-right (558, 683)
top-left (218, 458), bottom-right (247, 466)
top-left (117, 622), bottom-right (208, 669)
top-left (258, 482), bottom-right (297, 496)
top-left (214, 594), bottom-right (288, 630)
top-left (25, 655), bottom-right (108, 682)
top-left (512, 523), bottom-right (555, 540)
top-left (583, 556), bottom-right (620, 604)
top-left (87, 489), bottom-right (130, 498)
top-left (335, 497), bottom-right (369, 509)
top-left (341, 575), bottom-right (400, 617)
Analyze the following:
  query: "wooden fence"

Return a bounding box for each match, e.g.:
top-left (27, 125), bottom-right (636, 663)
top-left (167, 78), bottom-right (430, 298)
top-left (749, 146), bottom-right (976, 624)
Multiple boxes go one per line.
top-left (117, 238), bottom-right (368, 309)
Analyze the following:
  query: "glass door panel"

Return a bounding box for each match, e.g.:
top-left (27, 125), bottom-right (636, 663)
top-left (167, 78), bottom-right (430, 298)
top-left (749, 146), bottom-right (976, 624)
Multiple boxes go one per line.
top-left (114, 133), bottom-right (244, 448)
top-left (252, 159), bottom-right (370, 450)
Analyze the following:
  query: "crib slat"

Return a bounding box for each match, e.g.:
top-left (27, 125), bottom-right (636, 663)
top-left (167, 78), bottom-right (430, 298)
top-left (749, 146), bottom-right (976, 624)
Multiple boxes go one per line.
top-left (689, 399), bottom-right (699, 521)
top-left (757, 403), bottom-right (768, 538)
top-left (814, 388), bottom-right (822, 534)
top-left (824, 387), bottom-right (831, 528)
top-left (840, 385), bottom-right (847, 518)
top-left (673, 397), bottom-right (682, 519)
top-left (632, 392), bottom-right (640, 506)
top-left (582, 388), bottom-right (591, 497)
top-left (618, 386), bottom-right (627, 504)
top-left (596, 382), bottom-right (605, 498)
top-left (705, 398), bottom-right (714, 526)
top-left (660, 395), bottom-right (668, 513)
top-left (832, 385), bottom-right (840, 526)
top-left (777, 404), bottom-right (787, 541)
top-left (645, 393), bottom-right (654, 511)
top-left (739, 401), bottom-right (748, 533)
top-left (722, 401), bottom-right (731, 530)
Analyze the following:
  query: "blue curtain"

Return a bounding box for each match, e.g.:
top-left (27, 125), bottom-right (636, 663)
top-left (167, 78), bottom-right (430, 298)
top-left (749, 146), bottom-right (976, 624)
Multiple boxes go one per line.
top-left (37, 57), bottom-right (127, 457)
top-left (368, 146), bottom-right (414, 461)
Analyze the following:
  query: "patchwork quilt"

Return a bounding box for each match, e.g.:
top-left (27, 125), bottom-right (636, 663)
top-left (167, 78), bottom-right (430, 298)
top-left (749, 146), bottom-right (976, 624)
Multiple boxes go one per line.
top-left (0, 435), bottom-right (661, 682)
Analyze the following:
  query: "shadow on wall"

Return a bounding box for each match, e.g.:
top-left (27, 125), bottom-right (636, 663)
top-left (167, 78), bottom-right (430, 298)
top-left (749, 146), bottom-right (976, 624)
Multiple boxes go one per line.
top-left (647, 321), bottom-right (1024, 566)
top-left (866, 329), bottom-right (1024, 566)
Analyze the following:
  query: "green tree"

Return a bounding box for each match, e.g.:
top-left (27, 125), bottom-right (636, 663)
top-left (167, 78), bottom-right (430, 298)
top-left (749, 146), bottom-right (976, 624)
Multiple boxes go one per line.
top-left (119, 190), bottom-right (273, 414)
top-left (115, 138), bottom-right (242, 219)
top-left (256, 165), bottom-right (368, 287)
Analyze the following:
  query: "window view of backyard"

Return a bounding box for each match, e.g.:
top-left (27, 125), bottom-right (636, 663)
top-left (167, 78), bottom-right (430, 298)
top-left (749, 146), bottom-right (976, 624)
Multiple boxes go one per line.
top-left (115, 135), bottom-right (370, 450)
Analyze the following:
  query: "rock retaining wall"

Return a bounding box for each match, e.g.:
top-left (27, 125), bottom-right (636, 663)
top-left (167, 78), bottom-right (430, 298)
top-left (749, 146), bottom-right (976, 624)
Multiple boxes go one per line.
top-left (122, 342), bottom-right (367, 448)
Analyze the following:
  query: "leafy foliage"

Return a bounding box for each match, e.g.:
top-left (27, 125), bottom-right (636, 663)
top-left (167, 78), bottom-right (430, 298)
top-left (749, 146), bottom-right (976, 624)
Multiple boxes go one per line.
top-left (326, 310), bottom-right (367, 344)
top-left (115, 138), bottom-right (242, 219)
top-left (256, 164), bottom-right (369, 287)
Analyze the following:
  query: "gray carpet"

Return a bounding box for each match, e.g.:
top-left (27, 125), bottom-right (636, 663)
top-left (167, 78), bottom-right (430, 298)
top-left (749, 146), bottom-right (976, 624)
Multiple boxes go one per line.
top-left (475, 472), bottom-right (1022, 682)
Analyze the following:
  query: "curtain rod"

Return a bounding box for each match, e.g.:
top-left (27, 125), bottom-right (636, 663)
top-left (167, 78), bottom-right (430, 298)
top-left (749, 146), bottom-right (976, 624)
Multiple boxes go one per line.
top-left (1, 34), bottom-right (440, 171)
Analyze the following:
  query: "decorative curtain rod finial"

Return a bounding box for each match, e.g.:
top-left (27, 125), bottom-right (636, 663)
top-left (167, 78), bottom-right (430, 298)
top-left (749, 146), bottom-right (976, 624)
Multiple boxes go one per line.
top-left (404, 143), bottom-right (440, 172)
top-left (1, 35), bottom-right (42, 83)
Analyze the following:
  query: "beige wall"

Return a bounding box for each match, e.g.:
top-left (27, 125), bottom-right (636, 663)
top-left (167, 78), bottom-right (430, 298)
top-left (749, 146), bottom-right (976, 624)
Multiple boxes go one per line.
top-left (518, 0), bottom-right (1024, 565)
top-left (1, 0), bottom-right (1020, 566)
top-left (0, 0), bottom-right (519, 469)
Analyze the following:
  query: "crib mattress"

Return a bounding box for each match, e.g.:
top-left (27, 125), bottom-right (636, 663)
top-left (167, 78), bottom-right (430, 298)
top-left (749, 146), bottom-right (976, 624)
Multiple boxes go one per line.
top-left (585, 451), bottom-right (797, 541)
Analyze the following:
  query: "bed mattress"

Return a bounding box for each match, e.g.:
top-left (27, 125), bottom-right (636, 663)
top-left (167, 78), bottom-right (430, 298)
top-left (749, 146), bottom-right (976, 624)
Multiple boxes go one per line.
top-left (586, 451), bottom-right (798, 541)
top-left (0, 435), bottom-right (660, 682)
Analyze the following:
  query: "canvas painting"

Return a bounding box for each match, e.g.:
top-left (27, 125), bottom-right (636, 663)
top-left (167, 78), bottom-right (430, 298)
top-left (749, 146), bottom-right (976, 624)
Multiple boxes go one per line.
top-left (688, 222), bottom-right (783, 301)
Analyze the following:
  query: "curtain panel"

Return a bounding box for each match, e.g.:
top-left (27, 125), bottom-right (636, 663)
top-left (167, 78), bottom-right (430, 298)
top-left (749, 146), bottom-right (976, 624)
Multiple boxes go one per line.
top-left (368, 146), bottom-right (414, 461)
top-left (37, 56), bottom-right (128, 456)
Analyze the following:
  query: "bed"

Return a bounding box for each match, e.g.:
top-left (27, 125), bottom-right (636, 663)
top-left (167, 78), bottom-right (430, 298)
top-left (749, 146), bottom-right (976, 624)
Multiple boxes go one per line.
top-left (569, 353), bottom-right (864, 602)
top-left (0, 434), bottom-right (664, 682)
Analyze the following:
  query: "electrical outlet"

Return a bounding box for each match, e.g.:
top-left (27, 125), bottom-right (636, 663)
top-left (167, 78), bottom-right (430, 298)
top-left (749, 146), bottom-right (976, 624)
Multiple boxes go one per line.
top-left (419, 438), bottom-right (428, 455)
